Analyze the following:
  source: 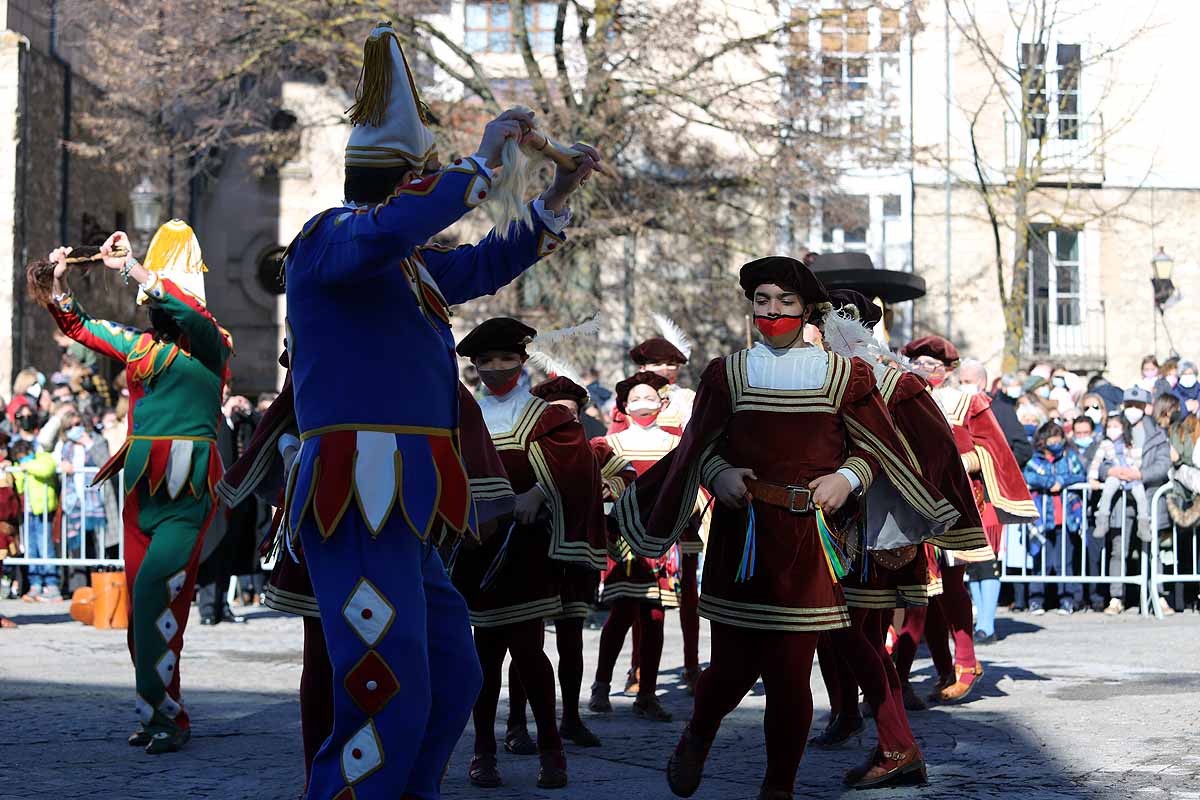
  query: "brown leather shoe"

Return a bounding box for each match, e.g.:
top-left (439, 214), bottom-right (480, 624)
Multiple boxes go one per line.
top-left (938, 662), bottom-right (984, 703)
top-left (503, 727), bottom-right (537, 756)
top-left (537, 750), bottom-right (568, 789)
top-left (468, 753), bottom-right (503, 788)
top-left (624, 666), bottom-right (641, 697)
top-left (667, 723), bottom-right (713, 798)
top-left (900, 684), bottom-right (927, 712)
top-left (844, 747), bottom-right (928, 789)
top-left (925, 672), bottom-right (956, 704)
top-left (809, 713), bottom-right (865, 749)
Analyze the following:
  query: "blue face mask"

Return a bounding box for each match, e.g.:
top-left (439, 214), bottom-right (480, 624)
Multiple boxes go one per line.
top-left (1046, 442), bottom-right (1064, 456)
top-left (1023, 423), bottom-right (1038, 439)
top-left (1074, 436), bottom-right (1094, 449)
top-left (66, 426), bottom-right (85, 443)
top-left (18, 454), bottom-right (33, 464)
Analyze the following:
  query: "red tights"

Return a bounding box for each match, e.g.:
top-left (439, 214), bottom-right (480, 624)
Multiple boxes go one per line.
top-left (597, 600), bottom-right (664, 700)
top-left (300, 616), bottom-right (334, 789)
top-left (507, 618), bottom-right (585, 729)
top-left (690, 623), bottom-right (819, 794)
top-left (816, 608), bottom-right (915, 751)
top-left (630, 554), bottom-right (700, 674)
top-left (893, 565), bottom-right (977, 685)
top-left (472, 619), bottom-right (562, 755)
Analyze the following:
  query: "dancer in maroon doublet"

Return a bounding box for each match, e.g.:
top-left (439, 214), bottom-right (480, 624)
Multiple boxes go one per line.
top-left (894, 335), bottom-right (1037, 706)
top-left (451, 318), bottom-right (606, 790)
top-left (504, 375), bottom-right (621, 751)
top-left (612, 257), bottom-right (961, 799)
top-left (814, 290), bottom-right (987, 773)
top-left (589, 371), bottom-right (693, 722)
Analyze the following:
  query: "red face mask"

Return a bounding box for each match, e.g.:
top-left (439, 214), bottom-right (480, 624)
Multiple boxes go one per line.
top-left (754, 315), bottom-right (805, 337)
top-left (926, 372), bottom-right (946, 387)
top-left (630, 412), bottom-right (660, 428)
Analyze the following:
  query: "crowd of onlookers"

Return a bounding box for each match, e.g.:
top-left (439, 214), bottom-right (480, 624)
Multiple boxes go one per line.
top-left (4, 341), bottom-right (1198, 633)
top-left (986, 355), bottom-right (1200, 624)
top-left (0, 335), bottom-right (276, 629)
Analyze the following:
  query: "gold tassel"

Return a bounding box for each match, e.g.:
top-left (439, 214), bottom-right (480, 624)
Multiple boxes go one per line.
top-left (145, 222), bottom-right (206, 274)
top-left (347, 27), bottom-right (395, 128)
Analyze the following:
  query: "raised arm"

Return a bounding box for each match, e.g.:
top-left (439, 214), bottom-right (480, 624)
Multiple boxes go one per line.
top-left (45, 247), bottom-right (143, 364)
top-left (139, 275), bottom-right (232, 375)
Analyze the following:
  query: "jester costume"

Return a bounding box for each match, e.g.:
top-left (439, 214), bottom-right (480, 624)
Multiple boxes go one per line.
top-left (218, 378), bottom-right (513, 788)
top-left (611, 257), bottom-right (959, 798)
top-left (280, 24), bottom-right (570, 800)
top-left (46, 221), bottom-right (231, 754)
top-left (895, 335), bottom-right (1037, 705)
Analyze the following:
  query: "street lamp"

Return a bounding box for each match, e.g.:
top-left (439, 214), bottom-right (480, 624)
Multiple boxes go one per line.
top-left (1151, 246), bottom-right (1176, 308)
top-left (129, 176), bottom-right (164, 251)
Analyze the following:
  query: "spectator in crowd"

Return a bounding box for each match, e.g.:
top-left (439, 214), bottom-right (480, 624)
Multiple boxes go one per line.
top-left (10, 400), bottom-right (41, 448)
top-left (1079, 393), bottom-right (1108, 430)
top-left (99, 407), bottom-right (125, 458)
top-left (1171, 360), bottom-right (1200, 418)
top-left (0, 432), bottom-right (23, 609)
top-left (1165, 405), bottom-right (1200, 613)
top-left (1017, 377), bottom-right (1050, 439)
top-left (1156, 356), bottom-right (1180, 400)
top-left (10, 439), bottom-right (60, 602)
top-left (255, 392), bottom-right (278, 414)
top-left (991, 372), bottom-right (1034, 467)
top-left (1021, 422), bottom-right (1087, 616)
top-left (1048, 366), bottom-right (1077, 416)
top-left (1089, 377), bottom-right (1126, 415)
top-left (1090, 415), bottom-right (1150, 542)
top-left (1136, 355), bottom-right (1162, 395)
top-left (55, 409), bottom-right (117, 592)
top-left (1072, 415), bottom-right (1101, 469)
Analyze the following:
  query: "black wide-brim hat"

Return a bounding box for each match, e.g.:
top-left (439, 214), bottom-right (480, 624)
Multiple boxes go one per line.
top-left (630, 337), bottom-right (688, 366)
top-left (829, 288), bottom-right (883, 327)
top-left (532, 376), bottom-right (590, 407)
top-left (739, 255), bottom-right (830, 304)
top-left (615, 371), bottom-right (670, 414)
top-left (456, 317), bottom-right (537, 358)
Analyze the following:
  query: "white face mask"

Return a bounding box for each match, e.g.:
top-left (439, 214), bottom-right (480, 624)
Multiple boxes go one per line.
top-left (626, 400), bottom-right (662, 414)
top-left (1005, 386), bottom-right (1023, 399)
top-left (1084, 408), bottom-right (1104, 425)
top-left (959, 383), bottom-right (979, 396)
top-left (1180, 374), bottom-right (1198, 389)
top-left (1123, 407), bottom-right (1145, 425)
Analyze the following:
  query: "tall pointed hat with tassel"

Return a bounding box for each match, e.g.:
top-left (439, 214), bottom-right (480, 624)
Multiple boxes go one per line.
top-left (136, 219), bottom-right (208, 305)
top-left (344, 22), bottom-right (438, 171)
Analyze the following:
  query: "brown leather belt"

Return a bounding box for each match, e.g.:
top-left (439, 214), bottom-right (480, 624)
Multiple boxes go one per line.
top-left (745, 478), bottom-right (814, 514)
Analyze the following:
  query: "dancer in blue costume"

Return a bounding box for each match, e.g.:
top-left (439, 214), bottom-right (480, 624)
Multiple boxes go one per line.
top-left (282, 22), bottom-right (599, 800)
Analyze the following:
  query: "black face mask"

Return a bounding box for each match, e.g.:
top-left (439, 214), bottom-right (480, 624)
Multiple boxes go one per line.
top-left (17, 416), bottom-right (36, 433)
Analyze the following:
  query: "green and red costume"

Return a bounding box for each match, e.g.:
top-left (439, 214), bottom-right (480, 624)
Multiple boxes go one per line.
top-left (49, 275), bottom-right (231, 741)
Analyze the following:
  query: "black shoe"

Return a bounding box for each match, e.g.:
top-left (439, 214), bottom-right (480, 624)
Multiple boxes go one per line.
top-left (633, 694), bottom-right (673, 722)
top-left (559, 718), bottom-right (602, 747)
top-left (221, 609), bottom-right (246, 624)
top-left (503, 727), bottom-right (537, 756)
top-left (588, 681), bottom-right (613, 713)
top-left (144, 727), bottom-right (190, 755)
top-left (468, 753), bottom-right (503, 788)
top-left (976, 632), bottom-right (997, 645)
top-left (667, 723), bottom-right (711, 798)
top-left (809, 713), bottom-right (864, 749)
top-left (199, 616), bottom-right (218, 626)
top-left (537, 750), bottom-right (568, 789)
top-left (127, 727), bottom-right (151, 747)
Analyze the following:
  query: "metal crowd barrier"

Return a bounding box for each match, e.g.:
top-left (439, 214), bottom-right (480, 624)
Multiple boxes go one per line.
top-left (1148, 481), bottom-right (1200, 620)
top-left (999, 482), bottom-right (1150, 616)
top-left (4, 465), bottom-right (126, 568)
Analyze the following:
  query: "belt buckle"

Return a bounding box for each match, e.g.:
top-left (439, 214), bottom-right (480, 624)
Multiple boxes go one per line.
top-left (787, 486), bottom-right (812, 514)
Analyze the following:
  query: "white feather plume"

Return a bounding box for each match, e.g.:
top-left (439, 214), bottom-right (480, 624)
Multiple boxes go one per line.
top-left (529, 313), bottom-right (601, 350)
top-left (651, 313), bottom-right (693, 361)
top-left (526, 350), bottom-right (583, 385)
top-left (823, 308), bottom-right (916, 385)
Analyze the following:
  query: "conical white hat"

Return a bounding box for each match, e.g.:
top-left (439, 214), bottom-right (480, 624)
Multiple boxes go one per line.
top-left (344, 23), bottom-right (438, 171)
top-left (136, 219), bottom-right (207, 305)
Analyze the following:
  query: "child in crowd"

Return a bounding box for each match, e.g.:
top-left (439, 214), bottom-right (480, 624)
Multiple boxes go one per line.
top-left (1022, 422), bottom-right (1087, 614)
top-left (1089, 416), bottom-right (1151, 541)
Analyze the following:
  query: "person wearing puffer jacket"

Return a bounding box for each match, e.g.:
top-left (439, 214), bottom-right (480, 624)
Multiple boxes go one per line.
top-left (1022, 423), bottom-right (1087, 616)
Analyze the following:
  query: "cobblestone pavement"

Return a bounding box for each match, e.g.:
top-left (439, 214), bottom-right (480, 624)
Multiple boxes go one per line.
top-left (1, 599), bottom-right (1198, 800)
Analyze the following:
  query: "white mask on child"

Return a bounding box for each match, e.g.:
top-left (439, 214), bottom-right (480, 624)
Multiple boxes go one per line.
top-left (1123, 407), bottom-right (1145, 425)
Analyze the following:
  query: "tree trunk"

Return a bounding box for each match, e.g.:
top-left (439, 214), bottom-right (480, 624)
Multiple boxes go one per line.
top-left (1003, 183), bottom-right (1030, 374)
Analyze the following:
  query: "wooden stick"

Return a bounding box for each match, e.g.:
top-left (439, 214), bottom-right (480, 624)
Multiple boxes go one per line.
top-left (521, 129), bottom-right (619, 180)
top-left (63, 246), bottom-right (129, 264)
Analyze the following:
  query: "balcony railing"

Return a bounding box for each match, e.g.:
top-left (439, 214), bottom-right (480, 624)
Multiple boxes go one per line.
top-left (1021, 298), bottom-right (1106, 369)
top-left (1004, 114), bottom-right (1105, 184)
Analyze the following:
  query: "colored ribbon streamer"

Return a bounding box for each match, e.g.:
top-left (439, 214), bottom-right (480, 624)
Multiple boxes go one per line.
top-left (816, 507), bottom-right (850, 582)
top-left (735, 503), bottom-right (757, 583)
top-left (479, 522), bottom-right (517, 590)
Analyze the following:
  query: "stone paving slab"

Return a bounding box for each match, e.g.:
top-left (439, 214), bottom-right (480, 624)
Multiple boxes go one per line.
top-left (0, 600), bottom-right (1198, 800)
